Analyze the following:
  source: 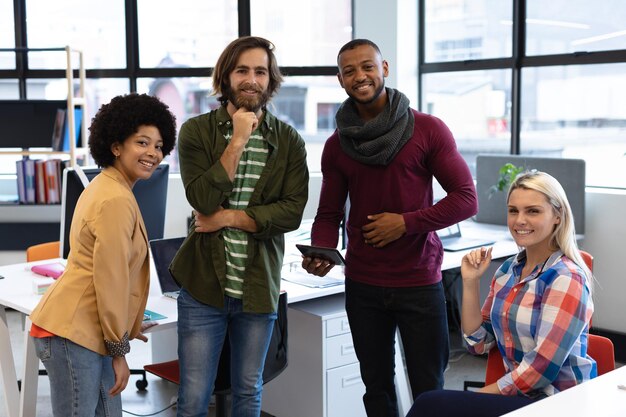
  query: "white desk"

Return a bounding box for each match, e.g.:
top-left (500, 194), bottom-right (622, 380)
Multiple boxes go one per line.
top-left (0, 221), bottom-right (518, 417)
top-left (0, 259), bottom-right (349, 417)
top-left (502, 365), bottom-right (626, 417)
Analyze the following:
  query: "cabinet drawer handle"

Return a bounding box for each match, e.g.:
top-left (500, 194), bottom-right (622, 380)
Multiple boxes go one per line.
top-left (342, 373), bottom-right (362, 388)
top-left (341, 319), bottom-right (350, 332)
top-left (341, 344), bottom-right (355, 356)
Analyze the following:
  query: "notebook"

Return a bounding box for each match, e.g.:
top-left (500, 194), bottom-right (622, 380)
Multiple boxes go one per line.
top-left (436, 223), bottom-right (495, 252)
top-left (281, 261), bottom-right (344, 289)
top-left (149, 237), bottom-right (185, 299)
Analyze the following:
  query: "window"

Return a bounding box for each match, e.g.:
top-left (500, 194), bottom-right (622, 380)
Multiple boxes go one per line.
top-left (1, 0), bottom-right (353, 181)
top-left (422, 69), bottom-right (511, 174)
top-left (424, 0), bottom-right (512, 62)
top-left (526, 0), bottom-right (626, 56)
top-left (521, 64), bottom-right (626, 188)
top-left (26, 78), bottom-right (129, 121)
top-left (250, 0), bottom-right (352, 66)
top-left (0, 0), bottom-right (14, 70)
top-left (25, 0), bottom-right (126, 69)
top-left (137, 0), bottom-right (238, 68)
top-left (419, 0), bottom-right (626, 188)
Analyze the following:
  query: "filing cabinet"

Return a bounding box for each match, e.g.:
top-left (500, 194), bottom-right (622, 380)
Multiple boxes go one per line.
top-left (262, 293), bottom-right (367, 417)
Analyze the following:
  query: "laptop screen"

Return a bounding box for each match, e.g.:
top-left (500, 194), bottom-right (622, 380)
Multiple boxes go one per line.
top-left (149, 237), bottom-right (185, 293)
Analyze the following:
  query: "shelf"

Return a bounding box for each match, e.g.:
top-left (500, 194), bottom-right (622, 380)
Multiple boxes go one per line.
top-left (0, 45), bottom-right (88, 168)
top-left (0, 204), bottom-right (61, 222)
top-left (0, 149), bottom-right (88, 157)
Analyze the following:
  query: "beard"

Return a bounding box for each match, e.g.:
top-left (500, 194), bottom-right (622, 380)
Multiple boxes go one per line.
top-left (347, 79), bottom-right (386, 105)
top-left (226, 83), bottom-right (270, 113)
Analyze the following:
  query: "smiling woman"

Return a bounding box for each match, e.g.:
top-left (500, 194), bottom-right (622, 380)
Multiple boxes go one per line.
top-left (28, 93), bottom-right (177, 417)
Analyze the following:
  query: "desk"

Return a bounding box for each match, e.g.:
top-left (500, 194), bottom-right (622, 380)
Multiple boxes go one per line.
top-left (502, 365), bottom-right (626, 417)
top-left (0, 221), bottom-right (518, 417)
top-left (0, 259), bottom-right (349, 417)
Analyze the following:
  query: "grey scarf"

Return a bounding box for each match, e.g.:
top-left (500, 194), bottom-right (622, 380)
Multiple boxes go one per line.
top-left (335, 87), bottom-right (414, 166)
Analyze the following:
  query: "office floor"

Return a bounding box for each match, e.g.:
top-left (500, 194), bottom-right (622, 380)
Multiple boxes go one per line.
top-left (0, 309), bottom-right (488, 417)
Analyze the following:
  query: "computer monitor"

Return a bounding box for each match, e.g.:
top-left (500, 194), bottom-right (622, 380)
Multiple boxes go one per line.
top-left (60, 163), bottom-right (170, 259)
top-left (0, 100), bottom-right (67, 148)
top-left (475, 154), bottom-right (586, 233)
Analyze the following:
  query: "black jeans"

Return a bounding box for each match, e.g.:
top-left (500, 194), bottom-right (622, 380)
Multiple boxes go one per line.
top-left (345, 279), bottom-right (449, 417)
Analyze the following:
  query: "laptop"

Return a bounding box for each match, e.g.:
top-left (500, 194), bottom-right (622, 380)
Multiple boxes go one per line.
top-left (436, 223), bottom-right (495, 252)
top-left (149, 237), bottom-right (185, 299)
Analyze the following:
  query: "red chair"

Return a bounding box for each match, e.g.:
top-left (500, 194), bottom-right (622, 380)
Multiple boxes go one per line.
top-left (481, 332), bottom-right (615, 387)
top-left (587, 334), bottom-right (615, 376)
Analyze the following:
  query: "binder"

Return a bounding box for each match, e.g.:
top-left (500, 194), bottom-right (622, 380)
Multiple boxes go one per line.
top-left (44, 159), bottom-right (61, 204)
top-left (35, 160), bottom-right (47, 204)
top-left (24, 159), bottom-right (36, 204)
top-left (15, 160), bottom-right (26, 204)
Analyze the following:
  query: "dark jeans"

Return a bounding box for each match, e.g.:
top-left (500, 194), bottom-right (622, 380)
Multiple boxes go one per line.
top-left (406, 390), bottom-right (537, 417)
top-left (345, 279), bottom-right (449, 417)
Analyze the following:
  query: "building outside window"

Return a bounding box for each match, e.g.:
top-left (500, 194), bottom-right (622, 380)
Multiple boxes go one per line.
top-left (420, 0), bottom-right (626, 188)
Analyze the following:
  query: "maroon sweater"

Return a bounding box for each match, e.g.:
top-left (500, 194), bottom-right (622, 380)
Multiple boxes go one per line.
top-left (311, 109), bottom-right (477, 287)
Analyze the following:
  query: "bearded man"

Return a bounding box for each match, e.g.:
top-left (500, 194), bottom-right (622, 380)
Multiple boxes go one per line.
top-left (170, 36), bottom-right (309, 417)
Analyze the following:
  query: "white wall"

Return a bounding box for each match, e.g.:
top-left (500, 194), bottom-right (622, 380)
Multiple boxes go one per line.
top-left (582, 188), bottom-right (626, 333)
top-left (353, 0), bottom-right (419, 106)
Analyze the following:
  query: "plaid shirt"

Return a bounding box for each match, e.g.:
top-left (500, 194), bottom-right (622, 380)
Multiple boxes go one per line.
top-left (464, 250), bottom-right (596, 398)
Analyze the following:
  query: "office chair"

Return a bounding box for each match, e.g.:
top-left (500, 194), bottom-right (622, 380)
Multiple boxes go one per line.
top-left (467, 332), bottom-right (615, 390)
top-left (463, 250), bottom-right (600, 391)
top-left (144, 291), bottom-right (289, 417)
top-left (587, 333), bottom-right (615, 376)
top-left (26, 241), bottom-right (60, 262)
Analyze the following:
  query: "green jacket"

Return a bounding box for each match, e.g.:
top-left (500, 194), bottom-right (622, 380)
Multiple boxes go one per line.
top-left (170, 106), bottom-right (309, 313)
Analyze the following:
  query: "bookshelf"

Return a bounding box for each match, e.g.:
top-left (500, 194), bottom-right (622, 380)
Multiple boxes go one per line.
top-left (0, 46), bottom-right (89, 167)
top-left (0, 46), bottom-right (88, 248)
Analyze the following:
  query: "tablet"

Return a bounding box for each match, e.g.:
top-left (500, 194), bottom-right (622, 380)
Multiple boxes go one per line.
top-left (296, 244), bottom-right (345, 266)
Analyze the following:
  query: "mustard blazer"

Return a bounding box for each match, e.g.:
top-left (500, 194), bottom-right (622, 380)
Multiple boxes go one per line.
top-left (30, 167), bottom-right (150, 356)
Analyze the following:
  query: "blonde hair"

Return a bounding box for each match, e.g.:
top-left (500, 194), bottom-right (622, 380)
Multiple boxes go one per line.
top-left (507, 171), bottom-right (593, 286)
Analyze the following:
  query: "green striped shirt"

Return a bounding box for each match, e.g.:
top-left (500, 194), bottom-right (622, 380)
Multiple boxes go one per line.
top-left (223, 128), bottom-right (268, 298)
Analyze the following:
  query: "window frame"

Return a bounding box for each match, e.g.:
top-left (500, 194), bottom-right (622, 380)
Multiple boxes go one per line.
top-left (418, 0), bottom-right (626, 156)
top-left (1, 0), bottom-right (340, 98)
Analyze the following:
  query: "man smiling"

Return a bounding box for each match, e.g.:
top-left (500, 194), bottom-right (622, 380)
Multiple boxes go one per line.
top-left (303, 39), bottom-right (478, 417)
top-left (170, 36), bottom-right (309, 417)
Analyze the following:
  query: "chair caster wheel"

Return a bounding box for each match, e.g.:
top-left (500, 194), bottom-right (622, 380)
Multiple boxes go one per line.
top-left (136, 378), bottom-right (148, 391)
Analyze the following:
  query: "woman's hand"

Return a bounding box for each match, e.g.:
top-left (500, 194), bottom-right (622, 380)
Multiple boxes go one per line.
top-left (461, 247), bottom-right (493, 283)
top-left (478, 382), bottom-right (502, 395)
top-left (109, 356), bottom-right (130, 396)
top-left (135, 321), bottom-right (158, 342)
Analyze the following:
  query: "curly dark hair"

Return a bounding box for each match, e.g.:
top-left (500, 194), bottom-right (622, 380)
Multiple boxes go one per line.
top-left (88, 93), bottom-right (177, 167)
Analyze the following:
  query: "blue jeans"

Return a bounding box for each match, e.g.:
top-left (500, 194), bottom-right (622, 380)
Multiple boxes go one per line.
top-left (176, 288), bottom-right (277, 417)
top-left (33, 336), bottom-right (122, 417)
top-left (345, 279), bottom-right (449, 417)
